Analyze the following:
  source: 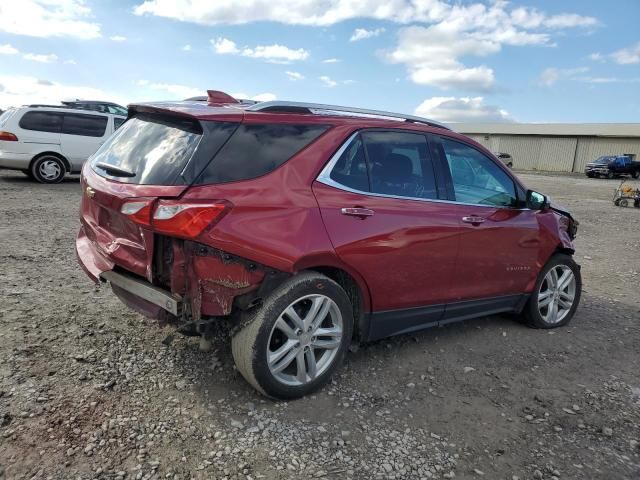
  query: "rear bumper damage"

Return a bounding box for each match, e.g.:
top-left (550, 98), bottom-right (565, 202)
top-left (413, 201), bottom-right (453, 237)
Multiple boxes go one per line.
top-left (76, 229), bottom-right (289, 327)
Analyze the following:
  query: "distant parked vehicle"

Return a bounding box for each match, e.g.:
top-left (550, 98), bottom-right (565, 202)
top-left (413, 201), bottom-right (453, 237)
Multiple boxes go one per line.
top-left (62, 100), bottom-right (128, 116)
top-left (493, 152), bottom-right (513, 168)
top-left (0, 105), bottom-right (126, 183)
top-left (584, 155), bottom-right (640, 179)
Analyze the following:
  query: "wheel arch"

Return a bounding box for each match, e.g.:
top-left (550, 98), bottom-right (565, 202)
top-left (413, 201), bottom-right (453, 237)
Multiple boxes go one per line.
top-left (294, 259), bottom-right (372, 343)
top-left (30, 151), bottom-right (71, 173)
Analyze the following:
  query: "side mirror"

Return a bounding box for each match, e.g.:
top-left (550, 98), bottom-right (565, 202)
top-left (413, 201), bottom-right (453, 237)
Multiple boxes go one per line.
top-left (526, 190), bottom-right (549, 210)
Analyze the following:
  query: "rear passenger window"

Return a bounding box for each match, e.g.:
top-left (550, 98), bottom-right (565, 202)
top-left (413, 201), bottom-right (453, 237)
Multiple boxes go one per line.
top-left (329, 136), bottom-right (369, 192)
top-left (362, 131), bottom-right (438, 199)
top-left (19, 111), bottom-right (63, 133)
top-left (196, 123), bottom-right (329, 185)
top-left (62, 113), bottom-right (108, 137)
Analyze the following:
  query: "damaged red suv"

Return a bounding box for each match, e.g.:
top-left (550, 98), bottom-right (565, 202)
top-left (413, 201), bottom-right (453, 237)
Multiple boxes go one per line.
top-left (76, 91), bottom-right (581, 399)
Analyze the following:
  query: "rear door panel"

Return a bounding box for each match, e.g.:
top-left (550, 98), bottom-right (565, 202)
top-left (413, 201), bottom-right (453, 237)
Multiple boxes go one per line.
top-left (313, 182), bottom-right (460, 311)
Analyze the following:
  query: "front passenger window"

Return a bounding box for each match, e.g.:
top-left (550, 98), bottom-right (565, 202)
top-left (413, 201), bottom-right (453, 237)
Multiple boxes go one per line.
top-left (440, 137), bottom-right (517, 207)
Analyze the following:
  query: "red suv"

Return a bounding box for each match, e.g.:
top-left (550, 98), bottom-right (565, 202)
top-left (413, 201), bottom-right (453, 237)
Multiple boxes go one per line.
top-left (76, 91), bottom-right (581, 399)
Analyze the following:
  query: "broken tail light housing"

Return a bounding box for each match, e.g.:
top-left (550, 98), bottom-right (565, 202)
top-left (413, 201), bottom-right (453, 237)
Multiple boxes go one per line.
top-left (121, 199), bottom-right (229, 239)
top-left (0, 131), bottom-right (18, 141)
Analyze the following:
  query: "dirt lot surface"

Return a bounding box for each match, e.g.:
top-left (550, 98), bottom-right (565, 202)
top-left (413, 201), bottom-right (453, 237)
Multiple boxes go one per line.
top-left (0, 170), bottom-right (638, 480)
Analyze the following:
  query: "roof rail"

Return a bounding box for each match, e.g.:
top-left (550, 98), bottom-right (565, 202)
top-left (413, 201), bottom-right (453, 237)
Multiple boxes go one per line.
top-left (27, 104), bottom-right (69, 108)
top-left (246, 101), bottom-right (450, 130)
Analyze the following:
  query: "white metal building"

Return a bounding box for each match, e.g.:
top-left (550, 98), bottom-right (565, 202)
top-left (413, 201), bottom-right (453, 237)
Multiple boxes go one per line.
top-left (455, 123), bottom-right (640, 173)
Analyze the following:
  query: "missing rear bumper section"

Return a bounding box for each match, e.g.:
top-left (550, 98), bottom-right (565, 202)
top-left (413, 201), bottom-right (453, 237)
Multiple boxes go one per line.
top-left (101, 240), bottom-right (290, 327)
top-left (100, 270), bottom-right (182, 316)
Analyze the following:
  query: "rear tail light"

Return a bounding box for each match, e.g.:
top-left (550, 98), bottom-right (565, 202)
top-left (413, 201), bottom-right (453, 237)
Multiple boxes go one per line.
top-left (120, 199), bottom-right (229, 239)
top-left (120, 200), bottom-right (153, 226)
top-left (0, 131), bottom-right (18, 141)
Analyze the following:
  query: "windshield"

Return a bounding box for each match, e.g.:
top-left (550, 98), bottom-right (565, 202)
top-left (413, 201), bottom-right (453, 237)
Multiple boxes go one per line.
top-left (91, 114), bottom-right (203, 185)
top-left (595, 156), bottom-right (613, 164)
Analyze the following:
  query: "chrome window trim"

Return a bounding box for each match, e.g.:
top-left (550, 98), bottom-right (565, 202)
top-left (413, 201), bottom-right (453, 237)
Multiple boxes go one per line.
top-left (316, 131), bottom-right (530, 211)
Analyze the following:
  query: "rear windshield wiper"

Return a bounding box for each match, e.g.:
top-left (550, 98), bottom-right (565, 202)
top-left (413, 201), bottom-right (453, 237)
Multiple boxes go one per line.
top-left (95, 162), bottom-right (136, 177)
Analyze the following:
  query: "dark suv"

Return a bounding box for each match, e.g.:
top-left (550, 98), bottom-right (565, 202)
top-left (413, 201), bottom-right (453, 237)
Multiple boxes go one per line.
top-left (76, 91), bottom-right (581, 399)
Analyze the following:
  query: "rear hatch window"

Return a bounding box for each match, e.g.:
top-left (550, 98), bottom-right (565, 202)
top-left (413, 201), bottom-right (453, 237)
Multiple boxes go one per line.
top-left (91, 114), bottom-right (237, 185)
top-left (91, 113), bottom-right (329, 186)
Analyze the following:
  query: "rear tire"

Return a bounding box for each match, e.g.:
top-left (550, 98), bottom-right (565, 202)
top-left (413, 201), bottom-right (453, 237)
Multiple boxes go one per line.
top-left (31, 155), bottom-right (66, 184)
top-left (523, 254), bottom-right (581, 329)
top-left (232, 272), bottom-right (353, 399)
top-left (633, 170), bottom-right (640, 179)
top-left (607, 171), bottom-right (614, 179)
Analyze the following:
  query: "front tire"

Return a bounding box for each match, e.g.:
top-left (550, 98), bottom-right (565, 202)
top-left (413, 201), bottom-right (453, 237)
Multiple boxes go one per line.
top-left (607, 171), bottom-right (615, 179)
top-left (523, 254), bottom-right (581, 329)
top-left (31, 155), bottom-right (66, 184)
top-left (232, 272), bottom-right (353, 399)
top-left (632, 170), bottom-right (640, 179)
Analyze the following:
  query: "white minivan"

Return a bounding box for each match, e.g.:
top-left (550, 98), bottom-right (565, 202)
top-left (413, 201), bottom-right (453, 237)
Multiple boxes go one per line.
top-left (0, 106), bottom-right (126, 183)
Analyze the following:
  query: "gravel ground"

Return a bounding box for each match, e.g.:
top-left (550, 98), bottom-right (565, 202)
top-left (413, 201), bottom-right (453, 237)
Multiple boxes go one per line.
top-left (0, 170), bottom-right (638, 480)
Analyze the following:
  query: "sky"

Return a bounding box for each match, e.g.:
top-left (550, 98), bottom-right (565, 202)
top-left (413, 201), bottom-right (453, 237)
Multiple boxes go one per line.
top-left (0, 0), bottom-right (639, 123)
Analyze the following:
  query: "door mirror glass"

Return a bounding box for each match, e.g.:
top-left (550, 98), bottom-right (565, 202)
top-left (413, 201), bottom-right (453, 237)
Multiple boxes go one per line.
top-left (526, 190), bottom-right (548, 210)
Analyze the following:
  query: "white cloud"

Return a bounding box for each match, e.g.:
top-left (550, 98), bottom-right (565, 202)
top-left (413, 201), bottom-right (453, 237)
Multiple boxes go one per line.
top-left (0, 44), bottom-right (19, 55)
top-left (182, 44), bottom-right (191, 51)
top-left (0, 0), bottom-right (101, 39)
top-left (285, 71), bottom-right (304, 81)
top-left (23, 53), bottom-right (58, 63)
top-left (382, 0), bottom-right (596, 92)
top-left (133, 1), bottom-right (596, 28)
top-left (322, 58), bottom-right (340, 64)
top-left (537, 67), bottom-right (589, 86)
top-left (611, 42), bottom-right (640, 65)
top-left (319, 76), bottom-right (338, 87)
top-left (0, 75), bottom-right (124, 110)
top-left (211, 37), bottom-right (308, 63)
top-left (64, 59), bottom-right (77, 65)
top-left (386, 25), bottom-right (499, 91)
top-left (251, 93), bottom-right (277, 102)
top-left (110, 35), bottom-right (127, 42)
top-left (134, 1), bottom-right (597, 91)
top-left (243, 44), bottom-right (308, 62)
top-left (230, 92), bottom-right (277, 102)
top-left (137, 80), bottom-right (202, 99)
top-left (415, 96), bottom-right (512, 123)
top-left (350, 27), bottom-right (385, 42)
top-left (212, 37), bottom-right (240, 54)
top-left (319, 76), bottom-right (354, 87)
top-left (589, 52), bottom-right (603, 61)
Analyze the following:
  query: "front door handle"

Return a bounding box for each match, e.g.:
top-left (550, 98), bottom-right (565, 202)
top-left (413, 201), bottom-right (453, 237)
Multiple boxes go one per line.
top-left (462, 216), bottom-right (485, 225)
top-left (341, 207), bottom-right (375, 218)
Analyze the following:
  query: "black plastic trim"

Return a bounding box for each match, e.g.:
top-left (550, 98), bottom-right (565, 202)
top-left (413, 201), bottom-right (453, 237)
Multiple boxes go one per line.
top-left (366, 294), bottom-right (529, 341)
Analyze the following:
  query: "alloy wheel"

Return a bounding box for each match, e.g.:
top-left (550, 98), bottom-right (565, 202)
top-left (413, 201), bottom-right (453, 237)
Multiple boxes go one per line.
top-left (537, 265), bottom-right (576, 325)
top-left (266, 294), bottom-right (343, 386)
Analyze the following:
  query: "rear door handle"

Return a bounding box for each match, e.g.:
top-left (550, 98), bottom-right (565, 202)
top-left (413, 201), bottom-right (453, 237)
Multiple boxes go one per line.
top-left (341, 207), bottom-right (375, 218)
top-left (462, 216), bottom-right (485, 225)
